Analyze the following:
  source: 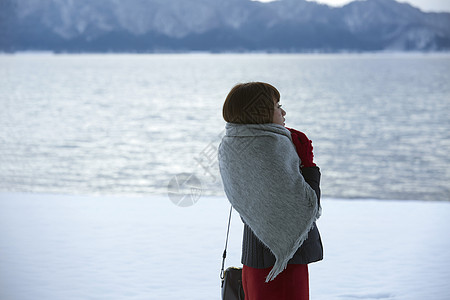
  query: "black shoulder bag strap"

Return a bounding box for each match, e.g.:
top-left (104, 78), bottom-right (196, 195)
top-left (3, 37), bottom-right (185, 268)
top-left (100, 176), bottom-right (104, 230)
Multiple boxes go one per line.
top-left (220, 205), bottom-right (233, 280)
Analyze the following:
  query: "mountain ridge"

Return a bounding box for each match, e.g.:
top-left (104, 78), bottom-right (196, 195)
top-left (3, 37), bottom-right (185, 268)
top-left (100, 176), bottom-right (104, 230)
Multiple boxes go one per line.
top-left (1, 0), bottom-right (449, 52)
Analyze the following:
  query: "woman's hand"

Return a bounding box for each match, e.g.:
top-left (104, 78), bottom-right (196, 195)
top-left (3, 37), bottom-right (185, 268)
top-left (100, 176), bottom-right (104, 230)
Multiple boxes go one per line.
top-left (286, 128), bottom-right (316, 168)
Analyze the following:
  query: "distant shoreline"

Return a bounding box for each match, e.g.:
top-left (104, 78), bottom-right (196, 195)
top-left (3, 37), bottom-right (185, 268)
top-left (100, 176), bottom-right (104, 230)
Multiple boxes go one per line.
top-left (2, 50), bottom-right (450, 56)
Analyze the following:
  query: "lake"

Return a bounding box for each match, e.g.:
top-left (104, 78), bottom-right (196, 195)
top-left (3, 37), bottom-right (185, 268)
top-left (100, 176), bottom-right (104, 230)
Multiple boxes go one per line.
top-left (0, 53), bottom-right (449, 201)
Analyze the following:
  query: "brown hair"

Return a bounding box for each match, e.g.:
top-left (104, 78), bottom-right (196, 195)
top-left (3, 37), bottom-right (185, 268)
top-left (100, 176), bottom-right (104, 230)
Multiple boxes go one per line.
top-left (222, 82), bottom-right (280, 124)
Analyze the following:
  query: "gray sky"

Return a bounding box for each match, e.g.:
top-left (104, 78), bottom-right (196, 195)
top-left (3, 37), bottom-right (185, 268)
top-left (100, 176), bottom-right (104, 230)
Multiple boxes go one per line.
top-left (255, 0), bottom-right (450, 13)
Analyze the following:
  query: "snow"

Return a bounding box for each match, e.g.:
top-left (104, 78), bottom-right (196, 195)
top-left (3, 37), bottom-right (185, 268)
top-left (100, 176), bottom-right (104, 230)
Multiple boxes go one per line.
top-left (0, 193), bottom-right (449, 300)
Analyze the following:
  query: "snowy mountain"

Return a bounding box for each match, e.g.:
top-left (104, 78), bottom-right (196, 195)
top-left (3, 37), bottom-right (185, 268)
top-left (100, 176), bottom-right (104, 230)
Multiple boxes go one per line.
top-left (1, 0), bottom-right (449, 52)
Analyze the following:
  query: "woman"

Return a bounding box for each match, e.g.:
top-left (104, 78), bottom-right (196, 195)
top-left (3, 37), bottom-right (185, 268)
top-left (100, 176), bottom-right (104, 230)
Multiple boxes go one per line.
top-left (218, 82), bottom-right (323, 299)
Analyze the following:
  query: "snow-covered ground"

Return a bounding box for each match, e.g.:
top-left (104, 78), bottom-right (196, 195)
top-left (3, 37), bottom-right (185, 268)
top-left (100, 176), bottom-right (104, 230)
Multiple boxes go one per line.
top-left (0, 193), bottom-right (449, 300)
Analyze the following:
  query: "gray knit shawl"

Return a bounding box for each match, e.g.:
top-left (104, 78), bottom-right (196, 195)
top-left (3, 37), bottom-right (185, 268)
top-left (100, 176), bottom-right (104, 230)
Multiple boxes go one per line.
top-left (218, 123), bottom-right (321, 282)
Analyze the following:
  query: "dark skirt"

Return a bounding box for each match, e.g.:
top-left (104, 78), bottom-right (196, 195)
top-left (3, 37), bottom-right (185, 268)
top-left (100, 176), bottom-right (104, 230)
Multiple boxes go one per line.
top-left (242, 264), bottom-right (309, 300)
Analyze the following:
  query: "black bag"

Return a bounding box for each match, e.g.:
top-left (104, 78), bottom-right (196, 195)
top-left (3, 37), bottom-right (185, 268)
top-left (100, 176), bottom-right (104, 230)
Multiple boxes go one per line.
top-left (221, 267), bottom-right (244, 300)
top-left (220, 206), bottom-right (245, 300)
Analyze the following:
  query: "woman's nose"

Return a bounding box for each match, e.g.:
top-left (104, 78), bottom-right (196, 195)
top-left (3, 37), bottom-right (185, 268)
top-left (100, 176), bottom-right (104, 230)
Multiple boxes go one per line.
top-left (282, 109), bottom-right (286, 116)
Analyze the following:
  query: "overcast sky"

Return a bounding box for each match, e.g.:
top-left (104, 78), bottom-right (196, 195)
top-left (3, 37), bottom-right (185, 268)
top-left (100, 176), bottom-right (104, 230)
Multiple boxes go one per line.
top-left (255, 0), bottom-right (450, 13)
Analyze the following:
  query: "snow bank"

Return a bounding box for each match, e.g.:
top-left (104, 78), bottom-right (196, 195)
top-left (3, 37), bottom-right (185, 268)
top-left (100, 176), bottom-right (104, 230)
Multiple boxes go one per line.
top-left (0, 193), bottom-right (449, 300)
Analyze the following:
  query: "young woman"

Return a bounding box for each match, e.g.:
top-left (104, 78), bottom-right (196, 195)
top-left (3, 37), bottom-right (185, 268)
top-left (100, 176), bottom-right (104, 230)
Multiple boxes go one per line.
top-left (218, 82), bottom-right (323, 300)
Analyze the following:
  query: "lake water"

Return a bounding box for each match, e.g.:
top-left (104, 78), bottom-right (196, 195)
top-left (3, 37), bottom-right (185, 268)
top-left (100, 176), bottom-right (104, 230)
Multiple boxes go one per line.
top-left (0, 53), bottom-right (449, 201)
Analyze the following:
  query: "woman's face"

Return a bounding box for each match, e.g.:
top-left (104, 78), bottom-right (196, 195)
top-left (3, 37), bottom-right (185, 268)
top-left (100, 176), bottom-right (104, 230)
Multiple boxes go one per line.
top-left (273, 100), bottom-right (286, 126)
